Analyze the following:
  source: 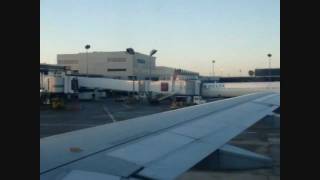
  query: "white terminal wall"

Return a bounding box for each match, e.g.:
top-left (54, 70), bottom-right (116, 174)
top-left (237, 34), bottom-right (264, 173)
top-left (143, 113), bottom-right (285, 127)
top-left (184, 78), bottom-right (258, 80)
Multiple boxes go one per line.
top-left (57, 52), bottom-right (156, 79)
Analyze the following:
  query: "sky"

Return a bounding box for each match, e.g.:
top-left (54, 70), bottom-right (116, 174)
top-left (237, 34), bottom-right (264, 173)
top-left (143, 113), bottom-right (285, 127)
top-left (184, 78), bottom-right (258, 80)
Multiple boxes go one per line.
top-left (40, 0), bottom-right (280, 76)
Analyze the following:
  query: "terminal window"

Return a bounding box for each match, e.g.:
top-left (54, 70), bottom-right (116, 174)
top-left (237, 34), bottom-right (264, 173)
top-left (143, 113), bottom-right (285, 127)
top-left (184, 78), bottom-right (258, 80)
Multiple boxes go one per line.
top-left (107, 58), bottom-right (127, 62)
top-left (107, 68), bottom-right (126, 72)
top-left (137, 59), bottom-right (145, 64)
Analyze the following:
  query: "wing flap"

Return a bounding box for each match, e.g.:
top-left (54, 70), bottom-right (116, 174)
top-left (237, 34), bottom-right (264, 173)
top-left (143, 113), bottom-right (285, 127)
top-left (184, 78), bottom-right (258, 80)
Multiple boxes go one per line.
top-left (61, 170), bottom-right (122, 180)
top-left (137, 141), bottom-right (215, 179)
top-left (40, 155), bottom-right (142, 179)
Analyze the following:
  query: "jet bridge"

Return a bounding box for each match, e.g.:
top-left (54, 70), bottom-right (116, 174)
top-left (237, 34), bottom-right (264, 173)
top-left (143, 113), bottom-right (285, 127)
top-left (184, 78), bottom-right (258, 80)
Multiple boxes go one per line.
top-left (75, 76), bottom-right (140, 93)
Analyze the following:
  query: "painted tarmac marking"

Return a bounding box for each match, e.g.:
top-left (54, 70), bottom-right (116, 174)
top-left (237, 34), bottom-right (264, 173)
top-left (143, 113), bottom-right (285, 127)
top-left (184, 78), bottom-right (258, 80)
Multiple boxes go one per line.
top-left (103, 106), bottom-right (116, 122)
top-left (122, 103), bottom-right (132, 109)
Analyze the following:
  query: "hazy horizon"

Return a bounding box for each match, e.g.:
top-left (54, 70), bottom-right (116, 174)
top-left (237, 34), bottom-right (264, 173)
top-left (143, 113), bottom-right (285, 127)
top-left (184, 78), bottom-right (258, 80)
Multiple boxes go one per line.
top-left (40, 0), bottom-right (280, 76)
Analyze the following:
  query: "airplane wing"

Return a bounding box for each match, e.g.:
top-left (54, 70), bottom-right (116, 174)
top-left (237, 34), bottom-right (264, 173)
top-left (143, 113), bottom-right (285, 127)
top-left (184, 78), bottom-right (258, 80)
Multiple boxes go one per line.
top-left (40, 92), bottom-right (280, 180)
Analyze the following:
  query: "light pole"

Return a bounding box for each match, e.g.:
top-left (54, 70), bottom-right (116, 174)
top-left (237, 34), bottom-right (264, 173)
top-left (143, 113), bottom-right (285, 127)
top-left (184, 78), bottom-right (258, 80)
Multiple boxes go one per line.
top-left (267, 53), bottom-right (272, 82)
top-left (85, 44), bottom-right (90, 76)
top-left (126, 48), bottom-right (136, 96)
top-left (212, 60), bottom-right (215, 77)
top-left (149, 49), bottom-right (157, 97)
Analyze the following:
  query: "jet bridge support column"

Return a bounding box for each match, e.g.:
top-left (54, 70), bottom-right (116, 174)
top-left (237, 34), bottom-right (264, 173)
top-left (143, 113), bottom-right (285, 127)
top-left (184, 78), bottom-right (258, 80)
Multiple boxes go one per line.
top-left (195, 144), bottom-right (273, 170)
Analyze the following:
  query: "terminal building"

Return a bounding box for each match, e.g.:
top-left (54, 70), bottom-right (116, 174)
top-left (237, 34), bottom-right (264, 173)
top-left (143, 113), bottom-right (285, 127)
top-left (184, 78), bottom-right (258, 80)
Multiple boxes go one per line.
top-left (57, 51), bottom-right (199, 81)
top-left (255, 68), bottom-right (280, 77)
top-left (219, 68), bottom-right (280, 82)
top-left (57, 51), bottom-right (155, 80)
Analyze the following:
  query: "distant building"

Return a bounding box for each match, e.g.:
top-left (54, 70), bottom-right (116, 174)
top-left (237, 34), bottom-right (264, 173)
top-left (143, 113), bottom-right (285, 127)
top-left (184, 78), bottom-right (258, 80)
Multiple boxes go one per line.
top-left (255, 68), bottom-right (280, 77)
top-left (57, 51), bottom-right (199, 81)
top-left (219, 76), bottom-right (280, 82)
top-left (57, 51), bottom-right (156, 80)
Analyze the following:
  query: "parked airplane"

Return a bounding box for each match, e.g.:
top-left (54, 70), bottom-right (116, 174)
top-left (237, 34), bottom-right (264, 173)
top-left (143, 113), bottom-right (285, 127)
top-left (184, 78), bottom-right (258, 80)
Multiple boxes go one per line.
top-left (40, 92), bottom-right (280, 180)
top-left (202, 81), bottom-right (280, 97)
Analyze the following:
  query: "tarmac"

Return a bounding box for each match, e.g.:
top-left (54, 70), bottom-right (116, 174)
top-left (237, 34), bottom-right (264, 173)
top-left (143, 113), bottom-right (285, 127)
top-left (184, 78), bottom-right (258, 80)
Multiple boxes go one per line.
top-left (40, 98), bottom-right (171, 138)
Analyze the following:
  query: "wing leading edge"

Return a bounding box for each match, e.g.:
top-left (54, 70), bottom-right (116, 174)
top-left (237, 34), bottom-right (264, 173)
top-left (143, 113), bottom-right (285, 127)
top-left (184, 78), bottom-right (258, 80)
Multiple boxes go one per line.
top-left (40, 92), bottom-right (280, 180)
